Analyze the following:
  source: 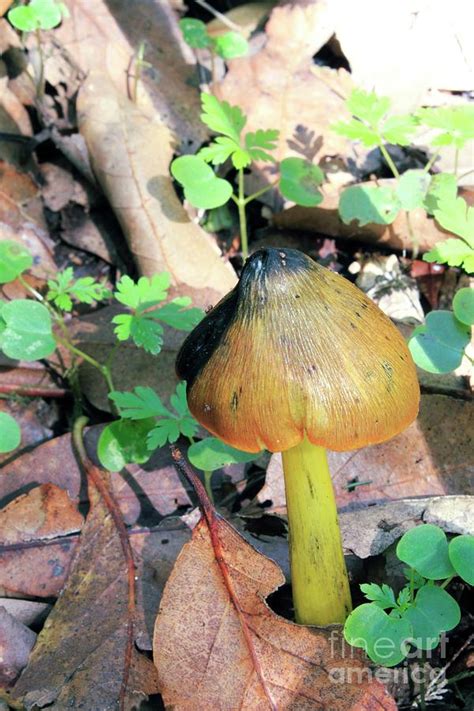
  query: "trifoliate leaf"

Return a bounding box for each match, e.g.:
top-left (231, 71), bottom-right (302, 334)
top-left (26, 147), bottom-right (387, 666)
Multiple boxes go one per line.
top-left (199, 136), bottom-right (241, 165)
top-left (395, 170), bottom-right (431, 211)
top-left (245, 129), bottom-right (279, 163)
top-left (0, 240), bottom-right (33, 284)
top-left (112, 312), bottom-right (164, 354)
top-left (187, 436), bottom-right (257, 472)
top-left (346, 89), bottom-right (391, 126)
top-left (0, 300), bottom-right (56, 361)
top-left (200, 93), bottom-right (246, 143)
top-left (339, 184), bottom-right (401, 225)
top-left (146, 382), bottom-right (199, 450)
top-left (179, 18), bottom-right (211, 49)
top-left (279, 157), bottom-right (324, 206)
top-left (423, 238), bottom-right (474, 273)
top-left (331, 118), bottom-right (380, 147)
top-left (47, 268), bottom-right (109, 312)
top-left (382, 114), bottom-right (418, 146)
top-left (171, 155), bottom-right (233, 208)
top-left (109, 386), bottom-right (171, 420)
top-left (418, 105), bottom-right (474, 149)
top-left (97, 418), bottom-right (155, 471)
top-left (114, 274), bottom-right (170, 310)
top-left (155, 298), bottom-right (203, 331)
top-left (360, 583), bottom-right (397, 609)
top-left (0, 412), bottom-right (21, 453)
top-left (409, 310), bottom-right (471, 374)
top-left (213, 31), bottom-right (248, 59)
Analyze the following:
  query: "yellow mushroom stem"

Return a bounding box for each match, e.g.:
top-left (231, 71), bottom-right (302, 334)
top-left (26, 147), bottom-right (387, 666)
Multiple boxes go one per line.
top-left (281, 437), bottom-right (352, 625)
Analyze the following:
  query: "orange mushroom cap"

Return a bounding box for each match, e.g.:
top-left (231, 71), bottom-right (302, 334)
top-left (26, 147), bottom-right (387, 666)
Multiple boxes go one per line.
top-left (177, 248), bottom-right (420, 453)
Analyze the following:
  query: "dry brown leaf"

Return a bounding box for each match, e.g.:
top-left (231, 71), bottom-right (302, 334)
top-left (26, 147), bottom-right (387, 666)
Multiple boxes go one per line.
top-left (0, 483), bottom-right (83, 545)
top-left (77, 72), bottom-right (236, 305)
top-left (273, 181), bottom-right (451, 254)
top-left (0, 606), bottom-right (36, 686)
top-left (259, 394), bottom-right (474, 513)
top-left (216, 0), bottom-right (352, 187)
top-left (58, 0), bottom-right (205, 149)
top-left (0, 428), bottom-right (192, 530)
top-left (0, 599), bottom-right (50, 628)
top-left (12, 463), bottom-right (159, 710)
top-left (154, 514), bottom-right (395, 710)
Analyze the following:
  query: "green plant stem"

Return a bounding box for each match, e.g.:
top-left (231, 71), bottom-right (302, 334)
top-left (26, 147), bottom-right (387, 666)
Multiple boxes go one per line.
top-left (243, 182), bottom-right (277, 205)
top-left (418, 652), bottom-right (427, 711)
top-left (424, 150), bottom-right (440, 173)
top-left (409, 568), bottom-right (415, 602)
top-left (132, 41), bottom-right (147, 103)
top-left (56, 337), bottom-right (115, 393)
top-left (18, 274), bottom-right (45, 302)
top-left (203, 470), bottom-right (214, 503)
top-left (35, 28), bottom-right (45, 98)
top-left (234, 168), bottom-right (249, 260)
top-left (440, 574), bottom-right (456, 589)
top-left (405, 210), bottom-right (419, 258)
top-left (454, 148), bottom-right (459, 177)
top-left (194, 0), bottom-right (242, 31)
top-left (378, 142), bottom-right (400, 178)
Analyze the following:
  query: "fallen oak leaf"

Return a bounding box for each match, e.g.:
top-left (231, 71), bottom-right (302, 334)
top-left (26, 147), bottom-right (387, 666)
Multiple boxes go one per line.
top-left (12, 419), bottom-right (159, 710)
top-left (153, 449), bottom-right (395, 710)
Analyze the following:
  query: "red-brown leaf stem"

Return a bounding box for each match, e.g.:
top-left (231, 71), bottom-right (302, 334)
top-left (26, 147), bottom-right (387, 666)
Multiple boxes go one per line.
top-left (170, 445), bottom-right (278, 711)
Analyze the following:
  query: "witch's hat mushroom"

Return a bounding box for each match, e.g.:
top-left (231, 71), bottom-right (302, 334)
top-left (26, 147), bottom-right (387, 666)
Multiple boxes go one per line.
top-left (177, 247), bottom-right (420, 625)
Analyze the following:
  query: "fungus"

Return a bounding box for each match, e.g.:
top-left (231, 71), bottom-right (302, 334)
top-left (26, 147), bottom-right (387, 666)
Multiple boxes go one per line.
top-left (176, 248), bottom-right (420, 625)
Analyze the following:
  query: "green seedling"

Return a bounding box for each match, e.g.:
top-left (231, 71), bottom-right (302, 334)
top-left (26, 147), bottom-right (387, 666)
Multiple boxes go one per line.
top-left (8, 0), bottom-right (69, 97)
top-left (0, 241), bottom-right (207, 466)
top-left (344, 524), bottom-right (473, 668)
top-left (187, 436), bottom-right (257, 502)
top-left (180, 17), bottom-right (248, 84)
top-left (171, 93), bottom-right (324, 258)
top-left (332, 89), bottom-right (474, 257)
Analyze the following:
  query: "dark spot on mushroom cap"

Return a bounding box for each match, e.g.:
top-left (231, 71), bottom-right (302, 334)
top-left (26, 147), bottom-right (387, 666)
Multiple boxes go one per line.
top-left (231, 391), bottom-right (239, 412)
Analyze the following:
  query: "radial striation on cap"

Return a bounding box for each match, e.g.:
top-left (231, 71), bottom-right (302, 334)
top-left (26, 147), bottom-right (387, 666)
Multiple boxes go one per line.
top-left (177, 248), bottom-right (420, 453)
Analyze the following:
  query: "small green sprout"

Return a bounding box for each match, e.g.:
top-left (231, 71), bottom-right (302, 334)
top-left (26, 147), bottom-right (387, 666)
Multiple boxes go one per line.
top-left (8, 0), bottom-right (69, 97)
top-left (179, 18), bottom-right (248, 62)
top-left (171, 93), bottom-right (324, 258)
top-left (8, 0), bottom-right (68, 32)
top-left (47, 268), bottom-right (110, 312)
top-left (344, 524), bottom-right (473, 667)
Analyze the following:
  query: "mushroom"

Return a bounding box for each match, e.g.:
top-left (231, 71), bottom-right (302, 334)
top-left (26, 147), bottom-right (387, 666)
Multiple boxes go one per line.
top-left (176, 247), bottom-right (420, 625)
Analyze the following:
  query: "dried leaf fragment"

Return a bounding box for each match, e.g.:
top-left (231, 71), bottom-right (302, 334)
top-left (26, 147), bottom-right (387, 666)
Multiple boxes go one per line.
top-left (154, 514), bottom-right (395, 710)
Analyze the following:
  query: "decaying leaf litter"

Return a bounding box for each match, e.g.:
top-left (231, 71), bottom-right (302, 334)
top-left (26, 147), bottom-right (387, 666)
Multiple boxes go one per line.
top-left (0, 0), bottom-right (473, 709)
